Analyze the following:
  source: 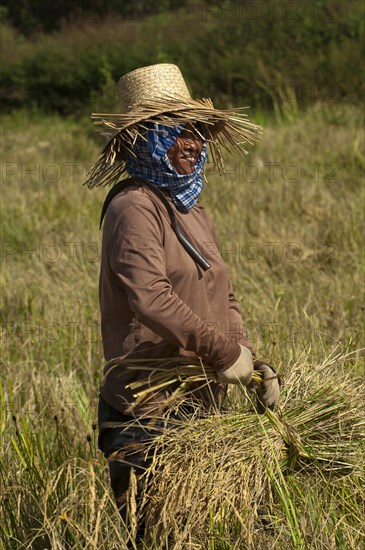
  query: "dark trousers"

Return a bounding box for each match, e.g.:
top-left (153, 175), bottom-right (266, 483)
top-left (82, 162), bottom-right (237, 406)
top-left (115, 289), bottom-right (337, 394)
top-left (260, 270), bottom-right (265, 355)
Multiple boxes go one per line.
top-left (98, 397), bottom-right (185, 547)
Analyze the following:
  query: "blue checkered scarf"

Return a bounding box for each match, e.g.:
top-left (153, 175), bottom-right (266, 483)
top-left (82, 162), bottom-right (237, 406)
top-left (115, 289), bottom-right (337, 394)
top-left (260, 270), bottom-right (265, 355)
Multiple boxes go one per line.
top-left (125, 123), bottom-right (207, 210)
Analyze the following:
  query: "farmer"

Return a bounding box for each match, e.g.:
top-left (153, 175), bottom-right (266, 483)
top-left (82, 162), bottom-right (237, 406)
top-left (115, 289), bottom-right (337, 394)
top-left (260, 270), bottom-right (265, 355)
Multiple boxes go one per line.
top-left (84, 64), bottom-right (280, 546)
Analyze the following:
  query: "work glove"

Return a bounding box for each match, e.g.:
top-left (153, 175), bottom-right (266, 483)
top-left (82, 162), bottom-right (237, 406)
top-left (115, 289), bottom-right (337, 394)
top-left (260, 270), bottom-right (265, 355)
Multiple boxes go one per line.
top-left (217, 345), bottom-right (253, 386)
top-left (251, 361), bottom-right (280, 413)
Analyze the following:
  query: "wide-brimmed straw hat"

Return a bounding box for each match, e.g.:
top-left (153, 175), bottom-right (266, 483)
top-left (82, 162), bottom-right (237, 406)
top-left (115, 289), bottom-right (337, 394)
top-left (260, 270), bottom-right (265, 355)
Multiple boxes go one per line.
top-left (84, 63), bottom-right (261, 189)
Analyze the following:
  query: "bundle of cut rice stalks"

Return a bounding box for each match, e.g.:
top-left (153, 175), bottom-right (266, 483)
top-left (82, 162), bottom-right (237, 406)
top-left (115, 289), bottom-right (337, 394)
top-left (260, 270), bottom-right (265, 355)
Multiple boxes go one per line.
top-left (104, 356), bottom-right (264, 413)
top-left (124, 350), bottom-right (365, 549)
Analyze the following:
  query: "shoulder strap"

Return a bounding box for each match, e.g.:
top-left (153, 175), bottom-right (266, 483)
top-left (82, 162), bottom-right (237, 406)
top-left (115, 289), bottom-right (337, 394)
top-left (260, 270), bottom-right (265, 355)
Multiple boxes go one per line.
top-left (99, 178), bottom-right (135, 229)
top-left (99, 178), bottom-right (211, 271)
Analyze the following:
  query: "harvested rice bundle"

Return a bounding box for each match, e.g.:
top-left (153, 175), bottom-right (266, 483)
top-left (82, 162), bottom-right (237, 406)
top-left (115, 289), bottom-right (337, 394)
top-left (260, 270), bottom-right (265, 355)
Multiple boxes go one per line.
top-left (134, 350), bottom-right (365, 548)
top-left (104, 356), bottom-right (264, 410)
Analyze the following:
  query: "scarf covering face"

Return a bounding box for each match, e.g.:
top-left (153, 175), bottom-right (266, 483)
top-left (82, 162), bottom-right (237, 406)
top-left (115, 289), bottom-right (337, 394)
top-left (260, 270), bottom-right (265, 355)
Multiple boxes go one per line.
top-left (125, 123), bottom-right (207, 210)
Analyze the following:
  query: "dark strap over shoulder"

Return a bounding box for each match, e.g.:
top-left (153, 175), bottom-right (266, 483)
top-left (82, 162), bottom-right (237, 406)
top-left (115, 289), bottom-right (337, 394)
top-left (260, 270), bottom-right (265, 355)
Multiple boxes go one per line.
top-left (99, 178), bottom-right (211, 271)
top-left (99, 178), bottom-right (136, 229)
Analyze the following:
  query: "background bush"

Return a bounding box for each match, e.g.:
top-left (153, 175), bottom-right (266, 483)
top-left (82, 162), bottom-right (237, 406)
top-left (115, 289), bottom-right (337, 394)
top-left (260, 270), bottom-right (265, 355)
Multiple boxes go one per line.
top-left (1, 0), bottom-right (364, 114)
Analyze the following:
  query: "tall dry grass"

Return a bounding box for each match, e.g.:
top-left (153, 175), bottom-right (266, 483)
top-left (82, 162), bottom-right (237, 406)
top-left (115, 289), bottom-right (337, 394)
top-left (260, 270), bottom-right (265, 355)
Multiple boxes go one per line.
top-left (0, 102), bottom-right (364, 548)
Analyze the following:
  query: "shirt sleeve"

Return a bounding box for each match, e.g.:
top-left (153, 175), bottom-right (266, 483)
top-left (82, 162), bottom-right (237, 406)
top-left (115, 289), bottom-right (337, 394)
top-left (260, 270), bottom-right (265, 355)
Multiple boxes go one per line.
top-left (106, 194), bottom-right (241, 372)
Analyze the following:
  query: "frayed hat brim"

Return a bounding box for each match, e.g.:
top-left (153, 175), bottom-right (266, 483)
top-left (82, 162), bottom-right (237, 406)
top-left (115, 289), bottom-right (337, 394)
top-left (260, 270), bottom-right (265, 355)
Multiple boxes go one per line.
top-left (84, 94), bottom-right (262, 189)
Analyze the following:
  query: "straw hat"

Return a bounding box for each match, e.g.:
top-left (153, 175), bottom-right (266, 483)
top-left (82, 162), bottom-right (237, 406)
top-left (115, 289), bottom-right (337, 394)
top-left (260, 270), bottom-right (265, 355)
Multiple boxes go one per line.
top-left (84, 63), bottom-right (261, 189)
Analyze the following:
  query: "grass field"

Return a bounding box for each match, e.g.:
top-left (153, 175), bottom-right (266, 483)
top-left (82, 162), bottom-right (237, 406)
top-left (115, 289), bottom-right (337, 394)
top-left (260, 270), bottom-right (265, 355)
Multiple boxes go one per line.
top-left (1, 102), bottom-right (364, 549)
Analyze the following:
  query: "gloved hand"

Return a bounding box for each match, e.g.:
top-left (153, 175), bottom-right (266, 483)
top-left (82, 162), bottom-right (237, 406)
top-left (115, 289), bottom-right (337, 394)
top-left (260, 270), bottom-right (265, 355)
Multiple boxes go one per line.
top-left (251, 361), bottom-right (280, 413)
top-left (217, 345), bottom-right (253, 386)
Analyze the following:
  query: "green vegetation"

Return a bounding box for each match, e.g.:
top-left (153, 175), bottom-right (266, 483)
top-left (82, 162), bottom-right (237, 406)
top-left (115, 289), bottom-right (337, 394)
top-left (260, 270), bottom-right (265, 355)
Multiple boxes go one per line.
top-left (1, 101), bottom-right (364, 547)
top-left (1, 0), bottom-right (364, 114)
top-left (1, 0), bottom-right (186, 35)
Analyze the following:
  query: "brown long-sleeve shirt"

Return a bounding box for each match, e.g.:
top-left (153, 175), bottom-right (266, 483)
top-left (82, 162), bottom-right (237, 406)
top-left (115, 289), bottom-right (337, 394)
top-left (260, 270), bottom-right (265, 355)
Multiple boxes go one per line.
top-left (99, 180), bottom-right (254, 416)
